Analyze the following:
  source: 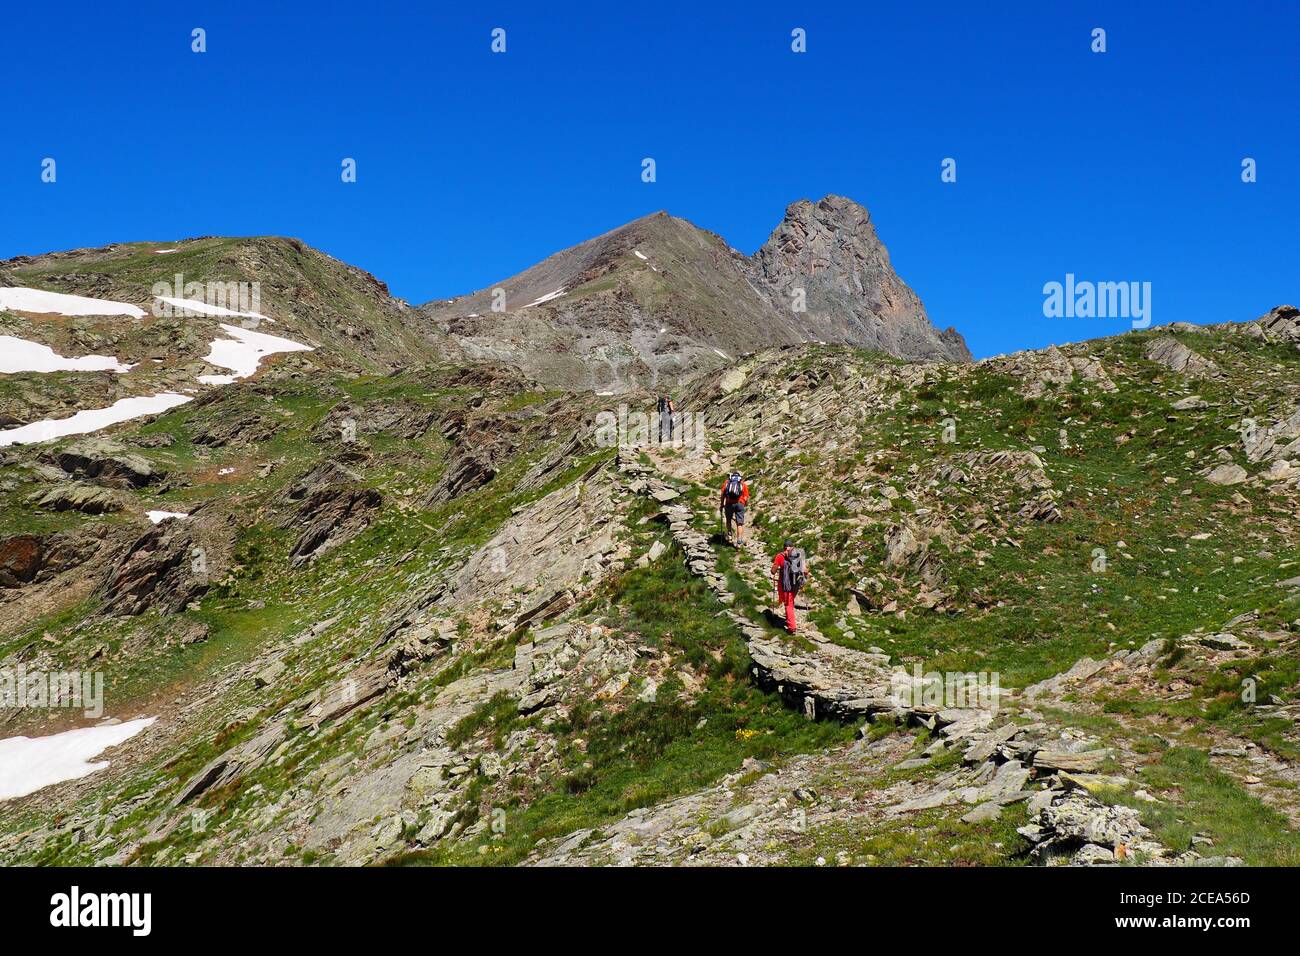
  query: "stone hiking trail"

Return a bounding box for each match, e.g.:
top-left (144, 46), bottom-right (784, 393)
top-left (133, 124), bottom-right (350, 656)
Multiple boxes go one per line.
top-left (559, 446), bottom-right (1242, 867)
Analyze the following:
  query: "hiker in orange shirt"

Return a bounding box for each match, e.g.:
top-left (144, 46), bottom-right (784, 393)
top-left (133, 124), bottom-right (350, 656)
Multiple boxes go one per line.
top-left (771, 540), bottom-right (809, 634)
top-left (719, 471), bottom-right (749, 546)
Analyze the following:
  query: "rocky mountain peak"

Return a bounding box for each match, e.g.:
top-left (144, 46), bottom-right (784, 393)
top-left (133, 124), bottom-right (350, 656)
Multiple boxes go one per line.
top-left (746, 194), bottom-right (971, 363)
top-left (417, 197), bottom-right (971, 391)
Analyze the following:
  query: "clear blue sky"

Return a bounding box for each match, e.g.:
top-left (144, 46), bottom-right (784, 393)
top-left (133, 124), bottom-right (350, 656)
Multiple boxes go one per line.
top-left (2, 1), bottom-right (1295, 358)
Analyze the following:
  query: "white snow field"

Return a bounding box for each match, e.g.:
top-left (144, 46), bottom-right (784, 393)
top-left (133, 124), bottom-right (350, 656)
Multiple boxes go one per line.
top-left (155, 295), bottom-right (268, 321)
top-left (196, 323), bottom-right (312, 385)
top-left (0, 287), bottom-right (146, 318)
top-left (145, 510), bottom-right (189, 523)
top-left (0, 290), bottom-right (307, 445)
top-left (0, 717), bottom-right (156, 801)
top-left (0, 393), bottom-right (193, 447)
top-left (523, 288), bottom-right (567, 308)
top-left (0, 335), bottom-right (132, 374)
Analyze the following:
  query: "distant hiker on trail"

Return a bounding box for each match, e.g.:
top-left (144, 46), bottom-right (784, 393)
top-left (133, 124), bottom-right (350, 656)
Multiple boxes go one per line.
top-left (771, 540), bottom-right (809, 635)
top-left (656, 394), bottom-right (676, 443)
top-left (719, 471), bottom-right (749, 545)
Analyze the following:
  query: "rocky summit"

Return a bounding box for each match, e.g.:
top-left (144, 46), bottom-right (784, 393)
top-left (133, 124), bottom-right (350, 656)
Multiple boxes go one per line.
top-left (421, 195), bottom-right (970, 391)
top-left (1, 222), bottom-right (1298, 870)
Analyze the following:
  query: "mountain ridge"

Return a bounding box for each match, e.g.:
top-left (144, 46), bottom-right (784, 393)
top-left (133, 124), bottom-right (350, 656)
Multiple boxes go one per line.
top-left (3, 195), bottom-right (966, 393)
top-left (419, 195), bottom-right (972, 390)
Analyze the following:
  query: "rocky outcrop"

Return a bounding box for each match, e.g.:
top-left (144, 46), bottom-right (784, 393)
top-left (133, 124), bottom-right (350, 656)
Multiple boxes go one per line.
top-left (49, 438), bottom-right (162, 488)
top-left (1249, 304), bottom-right (1300, 345)
top-left (1145, 336), bottom-right (1217, 377)
top-left (513, 620), bottom-right (639, 715)
top-left (0, 531), bottom-right (98, 588)
top-left (97, 515), bottom-right (235, 615)
top-left (276, 458), bottom-right (381, 566)
top-left (441, 464), bottom-right (621, 614)
top-left (172, 723), bottom-right (289, 807)
top-left (290, 486), bottom-right (381, 566)
top-left (27, 484), bottom-right (122, 515)
top-left (0, 534), bottom-right (44, 587)
top-left (192, 411), bottom-right (280, 448)
top-left (313, 400), bottom-right (437, 442)
top-left (883, 523), bottom-right (946, 586)
top-left (1017, 791), bottom-right (1202, 866)
top-left (747, 195), bottom-right (972, 363)
top-left (1206, 462), bottom-right (1249, 485)
top-left (425, 449), bottom-right (497, 506)
top-left (1242, 406), bottom-right (1300, 464)
top-left (981, 344), bottom-right (1117, 397)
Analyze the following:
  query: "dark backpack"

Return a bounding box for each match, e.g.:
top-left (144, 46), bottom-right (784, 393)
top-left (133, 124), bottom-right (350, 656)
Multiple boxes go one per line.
top-left (781, 548), bottom-right (807, 594)
top-left (724, 473), bottom-right (743, 502)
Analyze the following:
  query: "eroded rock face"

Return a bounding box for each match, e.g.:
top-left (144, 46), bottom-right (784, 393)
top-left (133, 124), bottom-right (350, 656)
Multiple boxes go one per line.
top-left (0, 531), bottom-right (98, 588)
top-left (747, 195), bottom-right (972, 363)
top-left (98, 515), bottom-right (234, 615)
top-left (0, 534), bottom-right (43, 587)
top-left (1145, 336), bottom-right (1217, 377)
top-left (50, 439), bottom-right (161, 488)
top-left (275, 457), bottom-right (382, 566)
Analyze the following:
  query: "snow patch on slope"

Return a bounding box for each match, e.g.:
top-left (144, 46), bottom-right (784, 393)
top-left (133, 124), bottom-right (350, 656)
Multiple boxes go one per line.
top-left (0, 287), bottom-right (146, 319)
top-left (0, 718), bottom-right (156, 801)
top-left (0, 336), bottom-right (132, 374)
top-left (197, 324), bottom-right (313, 385)
top-left (0, 393), bottom-right (193, 447)
top-left (523, 288), bottom-right (567, 309)
top-left (155, 296), bottom-right (268, 321)
top-left (146, 510), bottom-right (188, 524)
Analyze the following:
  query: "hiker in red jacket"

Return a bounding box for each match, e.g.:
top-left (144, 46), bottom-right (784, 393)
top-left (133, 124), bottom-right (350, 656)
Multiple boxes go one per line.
top-left (771, 540), bottom-right (808, 634)
top-left (719, 471), bottom-right (749, 546)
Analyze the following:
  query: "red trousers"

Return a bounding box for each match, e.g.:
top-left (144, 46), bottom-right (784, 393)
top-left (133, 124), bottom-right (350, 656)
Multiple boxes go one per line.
top-left (778, 589), bottom-right (797, 633)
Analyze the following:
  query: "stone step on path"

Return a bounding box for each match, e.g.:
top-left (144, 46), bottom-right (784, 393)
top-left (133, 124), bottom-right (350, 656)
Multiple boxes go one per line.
top-left (724, 524), bottom-right (833, 644)
top-left (620, 452), bottom-right (732, 605)
top-left (740, 538), bottom-right (813, 624)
